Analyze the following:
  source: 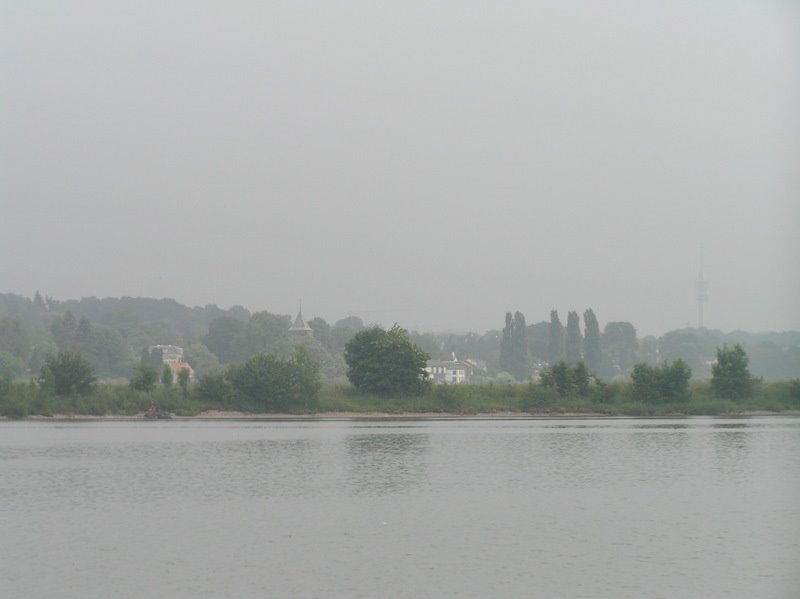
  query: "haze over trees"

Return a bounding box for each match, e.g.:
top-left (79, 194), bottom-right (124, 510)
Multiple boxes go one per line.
top-left (711, 344), bottom-right (755, 400)
top-left (500, 311), bottom-right (531, 381)
top-left (0, 293), bottom-right (799, 386)
top-left (583, 309), bottom-right (602, 376)
top-left (548, 311), bottom-right (565, 365)
top-left (565, 311), bottom-right (583, 365)
top-left (39, 351), bottom-right (95, 396)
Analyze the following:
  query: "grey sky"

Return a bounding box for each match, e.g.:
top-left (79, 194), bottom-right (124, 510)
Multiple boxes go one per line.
top-left (2, 1), bottom-right (798, 336)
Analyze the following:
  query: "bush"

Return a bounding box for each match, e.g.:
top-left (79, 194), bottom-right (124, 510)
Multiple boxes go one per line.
top-left (522, 384), bottom-right (558, 412)
top-left (631, 360), bottom-right (691, 404)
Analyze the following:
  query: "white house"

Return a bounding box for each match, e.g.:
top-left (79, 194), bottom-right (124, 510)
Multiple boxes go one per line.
top-left (426, 354), bottom-right (470, 384)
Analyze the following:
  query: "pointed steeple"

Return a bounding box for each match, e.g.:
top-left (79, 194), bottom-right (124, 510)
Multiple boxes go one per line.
top-left (288, 301), bottom-right (313, 336)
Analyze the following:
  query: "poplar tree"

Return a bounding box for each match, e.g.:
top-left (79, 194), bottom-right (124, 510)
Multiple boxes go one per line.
top-left (500, 312), bottom-right (532, 381)
top-left (565, 311), bottom-right (583, 365)
top-left (583, 308), bottom-right (602, 376)
top-left (548, 310), bottom-right (565, 365)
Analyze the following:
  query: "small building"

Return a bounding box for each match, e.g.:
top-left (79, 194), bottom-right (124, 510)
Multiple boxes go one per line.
top-left (426, 353), bottom-right (471, 384)
top-left (148, 344), bottom-right (184, 364)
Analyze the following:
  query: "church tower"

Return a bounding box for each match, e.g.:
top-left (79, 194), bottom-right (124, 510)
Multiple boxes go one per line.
top-left (288, 302), bottom-right (313, 337)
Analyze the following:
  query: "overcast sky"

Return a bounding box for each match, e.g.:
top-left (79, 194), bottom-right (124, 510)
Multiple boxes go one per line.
top-left (2, 1), bottom-right (798, 336)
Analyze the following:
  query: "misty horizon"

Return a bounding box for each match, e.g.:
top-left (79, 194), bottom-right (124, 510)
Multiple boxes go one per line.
top-left (5, 290), bottom-right (799, 340)
top-left (2, 3), bottom-right (798, 337)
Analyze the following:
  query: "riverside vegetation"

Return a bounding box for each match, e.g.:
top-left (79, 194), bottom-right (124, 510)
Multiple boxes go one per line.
top-left (1, 333), bottom-right (799, 419)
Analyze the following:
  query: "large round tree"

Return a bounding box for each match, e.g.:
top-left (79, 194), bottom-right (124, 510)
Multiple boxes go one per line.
top-left (40, 351), bottom-right (95, 396)
top-left (711, 344), bottom-right (754, 400)
top-left (344, 325), bottom-right (429, 395)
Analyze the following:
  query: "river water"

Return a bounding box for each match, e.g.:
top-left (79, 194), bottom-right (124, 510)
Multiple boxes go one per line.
top-left (1, 417), bottom-right (798, 598)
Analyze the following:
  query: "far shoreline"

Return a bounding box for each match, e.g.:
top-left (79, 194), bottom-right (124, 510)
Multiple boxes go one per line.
top-left (6, 409), bottom-right (800, 422)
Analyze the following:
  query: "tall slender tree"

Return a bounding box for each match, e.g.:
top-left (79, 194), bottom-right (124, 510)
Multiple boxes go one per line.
top-left (500, 312), bottom-right (514, 375)
top-left (548, 310), bottom-right (565, 365)
top-left (583, 308), bottom-right (602, 376)
top-left (500, 311), bottom-right (532, 381)
top-left (565, 311), bottom-right (583, 365)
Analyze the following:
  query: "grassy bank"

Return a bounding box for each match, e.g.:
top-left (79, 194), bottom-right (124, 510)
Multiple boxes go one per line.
top-left (2, 378), bottom-right (799, 419)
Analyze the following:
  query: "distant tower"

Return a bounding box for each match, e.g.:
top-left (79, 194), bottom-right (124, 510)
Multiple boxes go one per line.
top-left (695, 253), bottom-right (709, 329)
top-left (288, 301), bottom-right (313, 337)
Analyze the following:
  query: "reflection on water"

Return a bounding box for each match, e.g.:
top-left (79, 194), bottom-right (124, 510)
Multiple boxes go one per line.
top-left (345, 431), bottom-right (429, 495)
top-left (1, 418), bottom-right (798, 599)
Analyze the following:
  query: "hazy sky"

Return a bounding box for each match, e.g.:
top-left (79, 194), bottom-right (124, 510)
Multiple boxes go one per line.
top-left (2, 1), bottom-right (798, 336)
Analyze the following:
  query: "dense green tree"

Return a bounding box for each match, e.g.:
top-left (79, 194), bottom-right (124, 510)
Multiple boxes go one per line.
top-left (308, 317), bottom-right (332, 351)
top-left (711, 344), bottom-right (754, 400)
top-left (565, 311), bottom-right (583, 365)
top-left (549, 361), bottom-right (572, 396)
top-left (28, 341), bottom-right (59, 373)
top-left (602, 322), bottom-right (638, 377)
top-left (0, 317), bottom-right (31, 360)
top-left (177, 367), bottom-right (191, 397)
top-left (344, 324), bottom-right (429, 395)
top-left (527, 321), bottom-right (550, 361)
top-left (39, 351), bottom-right (95, 396)
top-left (0, 351), bottom-right (28, 377)
top-left (185, 343), bottom-right (221, 375)
top-left (631, 360), bottom-right (691, 403)
top-left (92, 327), bottom-right (130, 378)
top-left (583, 308), bottom-right (602, 376)
top-left (659, 329), bottom-right (715, 378)
top-left (130, 362), bottom-right (158, 391)
top-left (548, 310), bottom-right (565, 365)
top-left (75, 317), bottom-right (95, 362)
top-left (540, 361), bottom-right (590, 396)
top-left (330, 316), bottom-right (365, 354)
top-left (33, 290), bottom-right (46, 311)
top-left (500, 311), bottom-right (531, 381)
top-left (161, 363), bottom-right (173, 387)
top-left (203, 316), bottom-right (248, 364)
top-left (243, 311), bottom-right (291, 356)
top-left (194, 371), bottom-right (235, 406)
top-left (572, 361), bottom-right (590, 395)
top-left (226, 346), bottom-right (321, 409)
top-left (51, 311), bottom-right (78, 351)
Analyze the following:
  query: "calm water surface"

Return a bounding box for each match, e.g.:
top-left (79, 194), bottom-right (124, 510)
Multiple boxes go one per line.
top-left (1, 417), bottom-right (798, 598)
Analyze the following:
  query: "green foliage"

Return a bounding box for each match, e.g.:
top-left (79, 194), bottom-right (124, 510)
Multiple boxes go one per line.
top-left (548, 311), bottom-right (565, 365)
top-left (0, 351), bottom-right (28, 377)
top-left (203, 346), bottom-right (321, 411)
top-left (177, 367), bottom-right (190, 396)
top-left (499, 311), bottom-right (531, 381)
top-left (711, 344), bottom-right (754, 400)
top-left (0, 373), bottom-right (27, 418)
top-left (583, 308), bottom-right (602, 376)
top-left (602, 322), bottom-right (638, 377)
top-left (39, 351), bottom-right (95, 396)
top-left (184, 343), bottom-right (221, 376)
top-left (539, 361), bottom-right (591, 397)
top-left (631, 360), bottom-right (692, 404)
top-left (522, 382), bottom-right (558, 412)
top-left (130, 362), bottom-right (158, 391)
top-left (0, 317), bottom-right (30, 361)
top-left (161, 363), bottom-right (173, 387)
top-left (565, 311), bottom-right (583, 365)
top-left (344, 324), bottom-right (430, 395)
top-left (194, 371), bottom-right (236, 406)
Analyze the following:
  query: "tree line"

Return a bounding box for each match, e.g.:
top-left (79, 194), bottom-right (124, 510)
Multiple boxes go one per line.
top-left (1, 292), bottom-right (799, 386)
